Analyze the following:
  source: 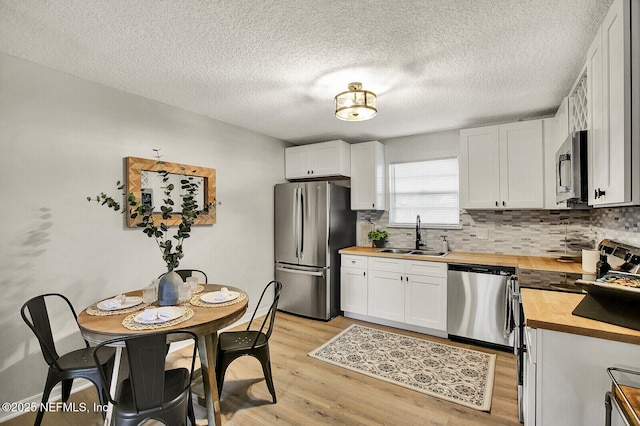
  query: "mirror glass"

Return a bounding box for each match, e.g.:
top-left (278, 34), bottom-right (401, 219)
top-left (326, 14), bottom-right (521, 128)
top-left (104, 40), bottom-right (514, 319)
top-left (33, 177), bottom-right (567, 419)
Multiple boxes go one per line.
top-left (126, 156), bottom-right (216, 227)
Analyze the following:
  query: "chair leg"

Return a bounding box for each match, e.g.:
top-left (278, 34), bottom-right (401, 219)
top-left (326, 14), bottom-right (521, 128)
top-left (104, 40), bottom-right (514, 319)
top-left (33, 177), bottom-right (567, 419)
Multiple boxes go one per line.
top-left (35, 374), bottom-right (57, 426)
top-left (61, 379), bottom-right (73, 402)
top-left (258, 352), bottom-right (276, 403)
top-left (216, 355), bottom-right (232, 397)
top-left (188, 389), bottom-right (196, 426)
top-left (605, 391), bottom-right (612, 426)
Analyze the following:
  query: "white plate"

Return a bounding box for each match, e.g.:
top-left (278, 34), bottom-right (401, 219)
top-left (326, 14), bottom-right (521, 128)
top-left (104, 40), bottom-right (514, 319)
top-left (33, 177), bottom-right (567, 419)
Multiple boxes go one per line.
top-left (97, 296), bottom-right (143, 311)
top-left (133, 306), bottom-right (185, 324)
top-left (200, 291), bottom-right (239, 304)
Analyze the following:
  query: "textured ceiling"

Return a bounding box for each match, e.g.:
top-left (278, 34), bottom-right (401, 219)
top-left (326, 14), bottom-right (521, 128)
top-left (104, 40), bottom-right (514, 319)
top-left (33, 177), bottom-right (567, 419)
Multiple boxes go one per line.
top-left (0, 0), bottom-right (613, 144)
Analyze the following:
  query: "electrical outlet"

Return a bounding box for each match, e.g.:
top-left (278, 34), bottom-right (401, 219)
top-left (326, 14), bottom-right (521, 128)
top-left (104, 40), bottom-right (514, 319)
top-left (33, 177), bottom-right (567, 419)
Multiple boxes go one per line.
top-left (476, 229), bottom-right (488, 240)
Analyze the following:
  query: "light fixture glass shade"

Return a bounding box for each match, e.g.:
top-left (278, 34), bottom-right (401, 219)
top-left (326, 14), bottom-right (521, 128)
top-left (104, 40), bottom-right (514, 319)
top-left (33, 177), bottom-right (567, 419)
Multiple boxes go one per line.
top-left (334, 82), bottom-right (377, 121)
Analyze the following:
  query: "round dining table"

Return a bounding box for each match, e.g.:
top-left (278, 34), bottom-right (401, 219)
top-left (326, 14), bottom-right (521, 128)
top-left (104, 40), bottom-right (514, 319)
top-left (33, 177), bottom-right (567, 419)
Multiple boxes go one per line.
top-left (77, 284), bottom-right (248, 426)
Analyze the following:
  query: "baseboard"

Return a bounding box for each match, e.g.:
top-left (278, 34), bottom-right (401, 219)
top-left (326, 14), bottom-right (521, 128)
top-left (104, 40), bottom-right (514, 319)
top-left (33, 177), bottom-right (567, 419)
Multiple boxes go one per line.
top-left (0, 307), bottom-right (268, 423)
top-left (343, 312), bottom-right (448, 339)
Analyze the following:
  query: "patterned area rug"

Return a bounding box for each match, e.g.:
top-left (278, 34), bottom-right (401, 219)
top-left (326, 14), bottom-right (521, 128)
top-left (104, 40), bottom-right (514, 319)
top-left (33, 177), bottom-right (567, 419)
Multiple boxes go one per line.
top-left (308, 324), bottom-right (496, 411)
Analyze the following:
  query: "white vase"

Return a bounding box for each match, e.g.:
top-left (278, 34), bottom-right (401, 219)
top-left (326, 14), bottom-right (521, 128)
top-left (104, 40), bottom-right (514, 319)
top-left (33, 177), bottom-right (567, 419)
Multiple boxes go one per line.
top-left (157, 271), bottom-right (183, 306)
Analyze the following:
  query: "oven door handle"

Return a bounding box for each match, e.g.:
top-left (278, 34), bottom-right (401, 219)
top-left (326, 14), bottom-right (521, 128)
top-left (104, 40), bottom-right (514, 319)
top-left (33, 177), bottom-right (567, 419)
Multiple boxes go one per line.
top-left (504, 276), bottom-right (517, 338)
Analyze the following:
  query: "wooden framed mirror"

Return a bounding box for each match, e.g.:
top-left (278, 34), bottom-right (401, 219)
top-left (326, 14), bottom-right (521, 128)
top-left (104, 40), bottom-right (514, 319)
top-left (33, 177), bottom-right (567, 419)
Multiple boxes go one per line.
top-left (125, 156), bottom-right (216, 228)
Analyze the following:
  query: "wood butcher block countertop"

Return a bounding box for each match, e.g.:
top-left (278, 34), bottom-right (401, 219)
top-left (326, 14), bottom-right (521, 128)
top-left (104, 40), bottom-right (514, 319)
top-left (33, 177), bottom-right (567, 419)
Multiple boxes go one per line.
top-left (338, 246), bottom-right (586, 273)
top-left (521, 288), bottom-right (640, 345)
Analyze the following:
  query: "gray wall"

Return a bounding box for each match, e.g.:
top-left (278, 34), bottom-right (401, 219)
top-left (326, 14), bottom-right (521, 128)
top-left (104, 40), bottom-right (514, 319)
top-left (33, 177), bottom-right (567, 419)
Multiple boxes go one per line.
top-left (0, 53), bottom-right (289, 407)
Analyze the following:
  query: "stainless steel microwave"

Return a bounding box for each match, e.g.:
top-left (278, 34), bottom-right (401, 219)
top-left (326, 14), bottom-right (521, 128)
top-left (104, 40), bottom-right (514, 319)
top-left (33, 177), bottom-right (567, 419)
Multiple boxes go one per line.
top-left (556, 130), bottom-right (588, 204)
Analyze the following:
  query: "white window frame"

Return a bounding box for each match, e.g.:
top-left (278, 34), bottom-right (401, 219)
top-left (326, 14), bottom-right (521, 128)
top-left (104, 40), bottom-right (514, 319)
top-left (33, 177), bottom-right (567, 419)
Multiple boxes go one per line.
top-left (388, 157), bottom-right (461, 229)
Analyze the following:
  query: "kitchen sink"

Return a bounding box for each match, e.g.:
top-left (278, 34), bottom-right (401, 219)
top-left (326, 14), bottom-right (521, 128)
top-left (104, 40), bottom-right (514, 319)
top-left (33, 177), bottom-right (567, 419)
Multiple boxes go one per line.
top-left (408, 249), bottom-right (449, 257)
top-left (375, 248), bottom-right (413, 254)
top-left (375, 248), bottom-right (448, 257)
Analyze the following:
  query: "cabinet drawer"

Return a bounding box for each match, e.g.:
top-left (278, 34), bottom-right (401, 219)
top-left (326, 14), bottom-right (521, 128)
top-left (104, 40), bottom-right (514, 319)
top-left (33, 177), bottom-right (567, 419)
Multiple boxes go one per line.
top-left (368, 256), bottom-right (403, 273)
top-left (405, 261), bottom-right (447, 278)
top-left (341, 255), bottom-right (367, 269)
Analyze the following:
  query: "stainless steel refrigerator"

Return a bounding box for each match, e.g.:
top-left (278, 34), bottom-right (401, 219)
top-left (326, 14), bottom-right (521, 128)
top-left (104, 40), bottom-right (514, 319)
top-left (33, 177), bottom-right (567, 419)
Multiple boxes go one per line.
top-left (274, 181), bottom-right (356, 320)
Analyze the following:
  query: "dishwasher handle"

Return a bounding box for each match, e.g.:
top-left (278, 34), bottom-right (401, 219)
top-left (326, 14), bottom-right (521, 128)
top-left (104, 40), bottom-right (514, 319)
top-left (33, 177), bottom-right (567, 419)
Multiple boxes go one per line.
top-left (448, 263), bottom-right (516, 276)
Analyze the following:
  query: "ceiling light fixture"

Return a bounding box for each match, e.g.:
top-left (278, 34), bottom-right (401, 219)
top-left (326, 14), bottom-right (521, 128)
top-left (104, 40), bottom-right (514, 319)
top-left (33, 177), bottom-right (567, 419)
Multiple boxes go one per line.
top-left (334, 82), bottom-right (377, 122)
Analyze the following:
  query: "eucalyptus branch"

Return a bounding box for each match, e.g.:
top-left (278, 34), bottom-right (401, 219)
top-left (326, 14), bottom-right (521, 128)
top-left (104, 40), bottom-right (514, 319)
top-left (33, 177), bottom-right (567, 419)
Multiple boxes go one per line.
top-left (88, 151), bottom-right (211, 272)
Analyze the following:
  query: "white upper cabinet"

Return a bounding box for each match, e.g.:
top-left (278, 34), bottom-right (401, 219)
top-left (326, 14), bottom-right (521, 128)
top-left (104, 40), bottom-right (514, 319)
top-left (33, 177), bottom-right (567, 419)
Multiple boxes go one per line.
top-left (587, 0), bottom-right (639, 206)
top-left (460, 120), bottom-right (544, 209)
top-left (285, 140), bottom-right (351, 180)
top-left (350, 141), bottom-right (386, 210)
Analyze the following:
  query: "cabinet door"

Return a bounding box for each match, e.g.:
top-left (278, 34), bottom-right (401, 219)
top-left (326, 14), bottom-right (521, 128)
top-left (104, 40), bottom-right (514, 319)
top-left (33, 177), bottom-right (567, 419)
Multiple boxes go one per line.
top-left (587, 26), bottom-right (604, 206)
top-left (404, 274), bottom-right (447, 330)
top-left (499, 120), bottom-right (544, 208)
top-left (340, 266), bottom-right (367, 315)
top-left (285, 145), bottom-right (312, 179)
top-left (598, 0), bottom-right (631, 205)
top-left (459, 126), bottom-right (501, 208)
top-left (368, 270), bottom-right (404, 322)
top-left (311, 142), bottom-right (341, 177)
top-left (351, 141), bottom-right (385, 210)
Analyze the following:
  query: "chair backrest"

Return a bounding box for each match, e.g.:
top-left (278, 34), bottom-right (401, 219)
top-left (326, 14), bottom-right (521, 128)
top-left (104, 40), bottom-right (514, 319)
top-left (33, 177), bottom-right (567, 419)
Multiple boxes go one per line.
top-left (246, 280), bottom-right (282, 345)
top-left (20, 293), bottom-right (86, 368)
top-left (93, 330), bottom-right (197, 410)
top-left (170, 269), bottom-right (208, 284)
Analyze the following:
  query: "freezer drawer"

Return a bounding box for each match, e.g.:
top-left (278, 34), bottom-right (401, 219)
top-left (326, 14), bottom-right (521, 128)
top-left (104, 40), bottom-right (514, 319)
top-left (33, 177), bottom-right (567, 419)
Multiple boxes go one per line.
top-left (275, 264), bottom-right (334, 320)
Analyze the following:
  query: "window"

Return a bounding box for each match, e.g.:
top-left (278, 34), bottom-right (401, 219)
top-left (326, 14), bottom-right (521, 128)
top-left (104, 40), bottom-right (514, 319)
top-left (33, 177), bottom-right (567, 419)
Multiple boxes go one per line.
top-left (388, 158), bottom-right (459, 228)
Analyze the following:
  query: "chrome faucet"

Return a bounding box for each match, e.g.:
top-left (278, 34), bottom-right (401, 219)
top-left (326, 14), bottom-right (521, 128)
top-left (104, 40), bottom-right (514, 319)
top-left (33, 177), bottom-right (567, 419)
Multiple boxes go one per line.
top-left (415, 215), bottom-right (425, 250)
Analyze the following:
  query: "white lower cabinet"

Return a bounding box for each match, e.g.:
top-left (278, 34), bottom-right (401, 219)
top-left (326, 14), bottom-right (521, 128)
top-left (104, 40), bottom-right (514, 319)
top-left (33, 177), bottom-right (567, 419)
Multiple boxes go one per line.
top-left (368, 269), bottom-right (405, 322)
top-left (341, 255), bottom-right (447, 334)
top-left (340, 255), bottom-right (368, 315)
top-left (525, 326), bottom-right (638, 426)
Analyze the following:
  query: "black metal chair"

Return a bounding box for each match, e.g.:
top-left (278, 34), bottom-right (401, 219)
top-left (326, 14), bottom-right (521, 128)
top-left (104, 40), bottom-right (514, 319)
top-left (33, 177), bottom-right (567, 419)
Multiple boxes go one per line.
top-left (216, 280), bottom-right (282, 403)
top-left (93, 330), bottom-right (198, 426)
top-left (20, 293), bottom-right (115, 426)
top-left (163, 269), bottom-right (208, 284)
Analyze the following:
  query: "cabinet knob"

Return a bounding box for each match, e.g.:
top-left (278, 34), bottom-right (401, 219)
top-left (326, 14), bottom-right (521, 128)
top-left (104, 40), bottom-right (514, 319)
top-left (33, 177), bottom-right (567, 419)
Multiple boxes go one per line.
top-left (372, 203), bottom-right (375, 208)
top-left (595, 188), bottom-right (606, 199)
top-left (502, 201), bottom-right (506, 207)
top-left (495, 201), bottom-right (498, 207)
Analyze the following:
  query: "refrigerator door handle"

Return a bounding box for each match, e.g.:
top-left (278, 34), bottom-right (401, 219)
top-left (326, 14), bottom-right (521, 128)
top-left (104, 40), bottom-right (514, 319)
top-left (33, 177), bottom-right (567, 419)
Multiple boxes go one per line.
top-left (294, 187), bottom-right (300, 259)
top-left (299, 187), bottom-right (304, 257)
top-left (276, 266), bottom-right (324, 277)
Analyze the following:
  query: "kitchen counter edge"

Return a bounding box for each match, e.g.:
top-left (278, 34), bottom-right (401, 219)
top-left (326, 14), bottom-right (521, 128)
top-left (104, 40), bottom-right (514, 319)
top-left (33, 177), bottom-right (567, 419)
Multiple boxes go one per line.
top-left (339, 246), bottom-right (586, 274)
top-left (520, 288), bottom-right (640, 345)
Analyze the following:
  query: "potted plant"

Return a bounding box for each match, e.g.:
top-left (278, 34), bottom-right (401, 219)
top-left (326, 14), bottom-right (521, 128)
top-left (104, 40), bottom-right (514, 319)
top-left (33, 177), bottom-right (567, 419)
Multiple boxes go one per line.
top-left (368, 229), bottom-right (389, 248)
top-left (88, 151), bottom-right (211, 305)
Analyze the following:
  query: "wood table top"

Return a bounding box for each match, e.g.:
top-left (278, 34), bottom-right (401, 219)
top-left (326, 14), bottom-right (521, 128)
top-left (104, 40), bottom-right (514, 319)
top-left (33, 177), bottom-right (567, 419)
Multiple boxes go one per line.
top-left (339, 246), bottom-right (587, 273)
top-left (521, 288), bottom-right (640, 345)
top-left (77, 284), bottom-right (248, 345)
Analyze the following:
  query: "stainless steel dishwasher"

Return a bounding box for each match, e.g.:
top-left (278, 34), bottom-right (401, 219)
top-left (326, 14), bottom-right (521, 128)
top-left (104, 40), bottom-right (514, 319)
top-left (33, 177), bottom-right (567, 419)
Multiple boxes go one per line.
top-left (447, 263), bottom-right (516, 349)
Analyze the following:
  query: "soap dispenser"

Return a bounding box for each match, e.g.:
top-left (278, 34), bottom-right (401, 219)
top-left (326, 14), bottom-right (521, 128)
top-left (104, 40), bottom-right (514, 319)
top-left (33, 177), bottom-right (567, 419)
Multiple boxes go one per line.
top-left (441, 236), bottom-right (449, 253)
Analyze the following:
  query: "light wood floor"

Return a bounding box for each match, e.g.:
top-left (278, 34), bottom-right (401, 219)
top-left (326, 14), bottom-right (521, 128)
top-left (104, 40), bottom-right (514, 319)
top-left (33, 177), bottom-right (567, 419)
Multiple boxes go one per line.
top-left (6, 312), bottom-right (520, 425)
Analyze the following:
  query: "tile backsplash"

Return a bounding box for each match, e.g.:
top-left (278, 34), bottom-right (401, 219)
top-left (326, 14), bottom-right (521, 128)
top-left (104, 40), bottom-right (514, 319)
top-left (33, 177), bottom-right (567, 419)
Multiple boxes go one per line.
top-left (358, 207), bottom-right (640, 256)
